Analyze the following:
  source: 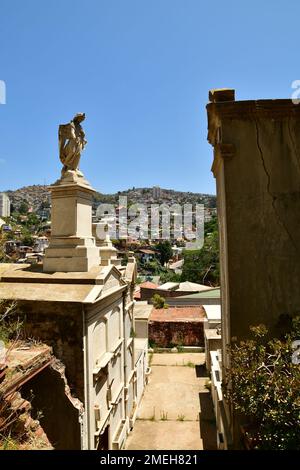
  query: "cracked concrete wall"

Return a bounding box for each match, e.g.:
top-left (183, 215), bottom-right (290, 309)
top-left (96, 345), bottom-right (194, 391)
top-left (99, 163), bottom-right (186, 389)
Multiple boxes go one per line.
top-left (208, 98), bottom-right (300, 341)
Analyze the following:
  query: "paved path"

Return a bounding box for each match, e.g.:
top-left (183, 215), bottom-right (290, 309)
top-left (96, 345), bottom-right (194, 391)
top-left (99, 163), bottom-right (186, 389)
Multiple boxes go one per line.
top-left (125, 353), bottom-right (217, 450)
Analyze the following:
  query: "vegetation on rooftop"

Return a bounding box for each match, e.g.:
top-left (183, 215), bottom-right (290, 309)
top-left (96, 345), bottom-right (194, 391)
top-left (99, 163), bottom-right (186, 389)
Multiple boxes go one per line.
top-left (151, 294), bottom-right (169, 309)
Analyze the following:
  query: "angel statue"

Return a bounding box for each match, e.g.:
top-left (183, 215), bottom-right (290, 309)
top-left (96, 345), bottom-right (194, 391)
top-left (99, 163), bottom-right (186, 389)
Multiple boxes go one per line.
top-left (59, 113), bottom-right (87, 176)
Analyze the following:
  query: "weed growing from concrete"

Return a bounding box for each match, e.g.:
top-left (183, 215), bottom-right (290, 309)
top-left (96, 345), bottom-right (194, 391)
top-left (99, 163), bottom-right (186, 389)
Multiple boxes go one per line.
top-left (177, 414), bottom-right (185, 421)
top-left (160, 410), bottom-right (168, 421)
top-left (149, 407), bottom-right (156, 421)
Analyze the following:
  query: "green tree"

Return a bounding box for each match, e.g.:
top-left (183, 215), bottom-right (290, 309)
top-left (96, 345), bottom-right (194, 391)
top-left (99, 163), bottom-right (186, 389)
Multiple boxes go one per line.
top-left (26, 213), bottom-right (39, 227)
top-left (181, 230), bottom-right (219, 286)
top-left (155, 240), bottom-right (173, 266)
top-left (204, 215), bottom-right (218, 236)
top-left (143, 259), bottom-right (163, 275)
top-left (21, 234), bottom-right (34, 247)
top-left (19, 201), bottom-right (29, 214)
top-left (159, 270), bottom-right (181, 284)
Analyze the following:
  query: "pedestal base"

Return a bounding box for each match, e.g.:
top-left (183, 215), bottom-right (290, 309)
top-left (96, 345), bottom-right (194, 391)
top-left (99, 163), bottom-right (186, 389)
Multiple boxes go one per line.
top-left (43, 237), bottom-right (100, 273)
top-left (43, 174), bottom-right (101, 273)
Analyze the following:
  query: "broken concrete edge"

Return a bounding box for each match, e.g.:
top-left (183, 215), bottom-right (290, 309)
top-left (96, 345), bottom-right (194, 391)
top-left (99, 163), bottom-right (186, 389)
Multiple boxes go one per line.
top-left (0, 343), bottom-right (84, 450)
top-left (50, 358), bottom-right (84, 415)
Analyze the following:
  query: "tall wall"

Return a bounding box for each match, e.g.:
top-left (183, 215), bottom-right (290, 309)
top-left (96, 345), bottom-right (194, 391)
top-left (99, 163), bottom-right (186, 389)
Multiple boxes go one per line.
top-left (85, 291), bottom-right (126, 450)
top-left (207, 92), bottom-right (300, 351)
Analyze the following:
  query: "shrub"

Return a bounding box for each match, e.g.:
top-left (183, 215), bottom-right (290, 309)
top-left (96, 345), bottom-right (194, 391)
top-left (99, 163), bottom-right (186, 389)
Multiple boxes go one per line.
top-left (223, 318), bottom-right (300, 450)
top-left (151, 294), bottom-right (168, 309)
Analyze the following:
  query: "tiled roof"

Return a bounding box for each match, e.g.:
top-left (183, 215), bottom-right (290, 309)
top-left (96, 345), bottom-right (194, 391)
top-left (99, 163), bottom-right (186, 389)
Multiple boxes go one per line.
top-left (138, 249), bottom-right (157, 254)
top-left (133, 281), bottom-right (159, 300)
top-left (140, 281), bottom-right (159, 289)
top-left (150, 306), bottom-right (205, 322)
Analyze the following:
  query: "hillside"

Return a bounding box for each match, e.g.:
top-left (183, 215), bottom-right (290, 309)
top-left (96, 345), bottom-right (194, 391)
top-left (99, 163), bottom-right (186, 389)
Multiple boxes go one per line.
top-left (5, 185), bottom-right (216, 212)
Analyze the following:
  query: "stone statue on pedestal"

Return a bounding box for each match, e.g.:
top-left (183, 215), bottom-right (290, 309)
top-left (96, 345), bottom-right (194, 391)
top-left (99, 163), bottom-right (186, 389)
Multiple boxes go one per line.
top-left (59, 113), bottom-right (87, 177)
top-left (43, 112), bottom-right (100, 273)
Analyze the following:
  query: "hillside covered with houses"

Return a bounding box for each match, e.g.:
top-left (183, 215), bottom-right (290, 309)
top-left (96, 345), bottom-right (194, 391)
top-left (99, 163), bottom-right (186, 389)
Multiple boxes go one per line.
top-left (6, 184), bottom-right (216, 213)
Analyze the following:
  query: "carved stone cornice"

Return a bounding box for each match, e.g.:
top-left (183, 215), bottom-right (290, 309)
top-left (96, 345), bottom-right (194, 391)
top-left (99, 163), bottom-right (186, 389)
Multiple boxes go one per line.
top-left (207, 96), bottom-right (300, 178)
top-left (207, 99), bottom-right (300, 122)
top-left (211, 143), bottom-right (235, 178)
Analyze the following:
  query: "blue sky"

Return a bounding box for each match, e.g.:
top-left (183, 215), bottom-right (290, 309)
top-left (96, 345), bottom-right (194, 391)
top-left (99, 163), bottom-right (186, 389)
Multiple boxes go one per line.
top-left (0, 0), bottom-right (300, 194)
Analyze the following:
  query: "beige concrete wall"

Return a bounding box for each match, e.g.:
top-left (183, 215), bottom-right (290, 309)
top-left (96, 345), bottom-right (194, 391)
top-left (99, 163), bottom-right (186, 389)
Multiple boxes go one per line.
top-left (86, 296), bottom-right (125, 450)
top-left (208, 98), bottom-right (300, 341)
top-left (85, 286), bottom-right (140, 449)
top-left (135, 318), bottom-right (148, 338)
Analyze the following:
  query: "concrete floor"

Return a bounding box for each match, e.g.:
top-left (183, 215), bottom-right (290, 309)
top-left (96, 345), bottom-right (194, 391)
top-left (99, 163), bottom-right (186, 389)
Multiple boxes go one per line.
top-left (125, 353), bottom-right (217, 450)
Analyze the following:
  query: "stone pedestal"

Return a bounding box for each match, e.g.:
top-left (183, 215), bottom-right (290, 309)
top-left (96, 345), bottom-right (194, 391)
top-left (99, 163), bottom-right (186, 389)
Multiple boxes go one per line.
top-left (43, 173), bottom-right (100, 272)
top-left (92, 222), bottom-right (120, 267)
